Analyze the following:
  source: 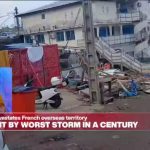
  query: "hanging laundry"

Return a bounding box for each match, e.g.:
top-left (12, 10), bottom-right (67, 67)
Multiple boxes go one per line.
top-left (27, 47), bottom-right (44, 63)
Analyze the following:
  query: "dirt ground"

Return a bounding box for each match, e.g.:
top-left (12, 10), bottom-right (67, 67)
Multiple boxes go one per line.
top-left (36, 88), bottom-right (104, 112)
top-left (5, 89), bottom-right (150, 150)
top-left (5, 131), bottom-right (150, 150)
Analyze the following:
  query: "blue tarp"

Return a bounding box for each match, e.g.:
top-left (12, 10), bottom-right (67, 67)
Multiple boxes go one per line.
top-left (124, 80), bottom-right (138, 97)
top-left (3, 43), bottom-right (32, 50)
top-left (13, 86), bottom-right (34, 93)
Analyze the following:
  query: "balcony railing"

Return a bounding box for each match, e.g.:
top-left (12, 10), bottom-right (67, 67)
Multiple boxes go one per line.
top-left (101, 35), bottom-right (135, 45)
top-left (77, 35), bottom-right (135, 48)
top-left (119, 11), bottom-right (140, 22)
top-left (134, 20), bottom-right (149, 34)
top-left (135, 39), bottom-right (149, 55)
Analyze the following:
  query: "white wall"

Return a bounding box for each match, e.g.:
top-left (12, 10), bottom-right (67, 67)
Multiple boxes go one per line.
top-left (92, 1), bottom-right (117, 23)
top-left (21, 1), bottom-right (117, 31)
top-left (21, 1), bottom-right (118, 47)
top-left (136, 0), bottom-right (150, 20)
top-left (21, 4), bottom-right (83, 31)
top-left (44, 28), bottom-right (84, 47)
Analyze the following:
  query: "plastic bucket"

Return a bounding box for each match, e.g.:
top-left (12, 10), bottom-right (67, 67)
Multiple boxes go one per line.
top-left (12, 86), bottom-right (37, 112)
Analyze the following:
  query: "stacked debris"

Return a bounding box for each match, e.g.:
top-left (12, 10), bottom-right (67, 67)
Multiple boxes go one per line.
top-left (78, 69), bottom-right (150, 105)
top-left (62, 65), bottom-right (88, 90)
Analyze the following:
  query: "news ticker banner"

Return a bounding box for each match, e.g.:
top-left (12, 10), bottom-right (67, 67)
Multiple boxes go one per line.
top-left (0, 113), bottom-right (150, 130)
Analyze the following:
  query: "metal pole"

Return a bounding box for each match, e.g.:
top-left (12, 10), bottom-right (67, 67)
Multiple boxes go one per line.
top-left (14, 7), bottom-right (20, 35)
top-left (82, 0), bottom-right (100, 103)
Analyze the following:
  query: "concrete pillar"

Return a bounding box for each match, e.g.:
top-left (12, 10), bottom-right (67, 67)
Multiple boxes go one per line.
top-left (111, 63), bottom-right (114, 68)
top-left (94, 27), bottom-right (98, 38)
top-left (109, 25), bottom-right (112, 36)
top-left (48, 33), bottom-right (51, 44)
top-left (44, 33), bottom-right (50, 44)
top-left (50, 31), bottom-right (56, 45)
top-left (23, 36), bottom-right (26, 43)
top-left (31, 35), bottom-right (36, 44)
top-left (97, 26), bottom-right (99, 38)
top-left (63, 31), bottom-right (66, 41)
top-left (120, 64), bottom-right (123, 71)
top-left (120, 25), bottom-right (123, 35)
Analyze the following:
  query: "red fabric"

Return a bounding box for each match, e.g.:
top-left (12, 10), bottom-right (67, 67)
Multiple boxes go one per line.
top-left (8, 45), bottom-right (61, 88)
top-left (97, 63), bottom-right (111, 71)
top-left (104, 63), bottom-right (111, 70)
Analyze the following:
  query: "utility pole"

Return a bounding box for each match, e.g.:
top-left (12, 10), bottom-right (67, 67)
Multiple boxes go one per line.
top-left (14, 7), bottom-right (20, 35)
top-left (82, 0), bottom-right (100, 103)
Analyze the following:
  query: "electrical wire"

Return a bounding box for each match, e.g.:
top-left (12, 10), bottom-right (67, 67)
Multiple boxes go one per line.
top-left (0, 15), bottom-right (9, 19)
top-left (0, 12), bottom-right (13, 19)
top-left (0, 15), bottom-right (13, 27)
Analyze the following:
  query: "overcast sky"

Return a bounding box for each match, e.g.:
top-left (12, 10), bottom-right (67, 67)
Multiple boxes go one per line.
top-left (0, 1), bottom-right (54, 27)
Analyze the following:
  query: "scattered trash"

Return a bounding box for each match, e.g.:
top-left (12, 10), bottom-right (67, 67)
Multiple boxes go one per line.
top-left (116, 104), bottom-right (129, 110)
top-left (79, 88), bottom-right (90, 98)
top-left (119, 91), bottom-right (126, 98)
top-left (99, 69), bottom-right (125, 77)
top-left (104, 97), bottom-right (114, 104)
top-left (143, 89), bottom-right (150, 94)
top-left (63, 63), bottom-right (150, 108)
top-left (117, 79), bottom-right (138, 97)
top-left (39, 133), bottom-right (71, 144)
top-left (116, 106), bottom-right (125, 110)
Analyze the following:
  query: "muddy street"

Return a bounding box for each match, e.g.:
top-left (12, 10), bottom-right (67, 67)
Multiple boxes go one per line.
top-left (6, 92), bottom-right (150, 150)
top-left (6, 131), bottom-right (150, 150)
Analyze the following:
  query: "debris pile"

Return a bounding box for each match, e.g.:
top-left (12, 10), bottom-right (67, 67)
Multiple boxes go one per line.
top-left (63, 67), bottom-right (150, 104)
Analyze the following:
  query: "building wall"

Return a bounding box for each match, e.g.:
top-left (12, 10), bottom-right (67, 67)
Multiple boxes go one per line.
top-left (44, 28), bottom-right (83, 47)
top-left (21, 1), bottom-right (138, 48)
top-left (136, 0), bottom-right (150, 20)
top-left (21, 1), bottom-right (117, 31)
top-left (22, 1), bottom-right (118, 46)
top-left (92, 1), bottom-right (117, 23)
top-left (21, 4), bottom-right (83, 31)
